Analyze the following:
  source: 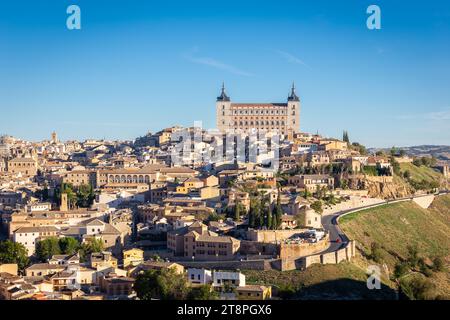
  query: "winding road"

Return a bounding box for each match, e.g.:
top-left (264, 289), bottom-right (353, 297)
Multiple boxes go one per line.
top-left (319, 190), bottom-right (449, 254)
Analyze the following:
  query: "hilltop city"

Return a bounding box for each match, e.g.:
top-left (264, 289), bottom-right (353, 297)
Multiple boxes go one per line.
top-left (0, 85), bottom-right (448, 300)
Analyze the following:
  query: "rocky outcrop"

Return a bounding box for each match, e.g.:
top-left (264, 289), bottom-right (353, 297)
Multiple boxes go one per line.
top-left (363, 176), bottom-right (413, 199)
top-left (344, 174), bottom-right (414, 199)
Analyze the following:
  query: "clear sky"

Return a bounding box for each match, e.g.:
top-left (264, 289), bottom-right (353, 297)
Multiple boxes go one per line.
top-left (1, 0), bottom-right (449, 147)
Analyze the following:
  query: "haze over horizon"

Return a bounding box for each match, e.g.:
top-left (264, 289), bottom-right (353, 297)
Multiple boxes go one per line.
top-left (1, 0), bottom-right (449, 147)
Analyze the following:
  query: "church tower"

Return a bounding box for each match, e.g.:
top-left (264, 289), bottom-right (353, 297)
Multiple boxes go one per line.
top-left (216, 83), bottom-right (232, 132)
top-left (51, 131), bottom-right (58, 144)
top-left (286, 82), bottom-right (301, 138)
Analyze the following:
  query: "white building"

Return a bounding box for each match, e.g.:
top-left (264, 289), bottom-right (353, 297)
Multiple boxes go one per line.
top-left (212, 271), bottom-right (246, 288)
top-left (187, 268), bottom-right (213, 285)
top-left (26, 202), bottom-right (52, 213)
top-left (13, 226), bottom-right (59, 256)
top-left (96, 191), bottom-right (146, 209)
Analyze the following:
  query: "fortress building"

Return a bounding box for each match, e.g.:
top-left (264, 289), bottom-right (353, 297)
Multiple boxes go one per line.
top-left (216, 83), bottom-right (301, 138)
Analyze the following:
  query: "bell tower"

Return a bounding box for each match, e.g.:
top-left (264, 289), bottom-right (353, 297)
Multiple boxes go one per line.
top-left (216, 83), bottom-right (232, 132)
top-left (287, 82), bottom-right (301, 138)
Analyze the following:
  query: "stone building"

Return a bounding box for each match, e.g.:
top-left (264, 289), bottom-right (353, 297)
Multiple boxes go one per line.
top-left (216, 83), bottom-right (301, 137)
top-left (7, 157), bottom-right (37, 176)
top-left (167, 221), bottom-right (240, 260)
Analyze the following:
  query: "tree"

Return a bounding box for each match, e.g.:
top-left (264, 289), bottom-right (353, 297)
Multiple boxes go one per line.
top-left (390, 146), bottom-right (398, 156)
top-left (403, 170), bottom-right (411, 180)
top-left (134, 268), bottom-right (189, 300)
top-left (35, 237), bottom-right (61, 262)
top-left (59, 237), bottom-right (80, 255)
top-left (76, 183), bottom-right (95, 208)
top-left (342, 130), bottom-right (350, 144)
top-left (249, 197), bottom-right (260, 228)
top-left (266, 205), bottom-right (273, 230)
top-left (399, 149), bottom-right (406, 157)
top-left (234, 202), bottom-right (244, 222)
top-left (352, 142), bottom-right (367, 155)
top-left (413, 158), bottom-right (422, 167)
top-left (314, 185), bottom-right (324, 199)
top-left (390, 156), bottom-right (401, 175)
top-left (310, 201), bottom-right (323, 215)
top-left (79, 238), bottom-right (104, 262)
top-left (207, 213), bottom-right (225, 222)
top-left (303, 188), bottom-right (311, 198)
top-left (0, 240), bottom-right (30, 271)
top-left (274, 193), bottom-right (283, 230)
top-left (187, 284), bottom-right (219, 300)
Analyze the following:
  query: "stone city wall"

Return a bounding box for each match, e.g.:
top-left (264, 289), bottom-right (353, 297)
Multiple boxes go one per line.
top-left (281, 240), bottom-right (357, 271)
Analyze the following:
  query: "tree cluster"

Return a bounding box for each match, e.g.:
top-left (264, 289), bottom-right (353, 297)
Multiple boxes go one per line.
top-left (248, 193), bottom-right (282, 230)
top-left (134, 268), bottom-right (218, 300)
top-left (0, 240), bottom-right (29, 271)
top-left (54, 183), bottom-right (95, 209)
top-left (35, 237), bottom-right (103, 262)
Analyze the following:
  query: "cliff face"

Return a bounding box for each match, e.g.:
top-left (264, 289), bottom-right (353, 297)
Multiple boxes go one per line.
top-left (346, 174), bottom-right (414, 199)
top-left (364, 177), bottom-right (413, 199)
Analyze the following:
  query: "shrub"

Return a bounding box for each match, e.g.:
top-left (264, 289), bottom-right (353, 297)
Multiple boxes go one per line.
top-left (432, 256), bottom-right (445, 272)
top-left (406, 245), bottom-right (420, 268)
top-left (393, 261), bottom-right (409, 279)
top-left (400, 277), bottom-right (436, 300)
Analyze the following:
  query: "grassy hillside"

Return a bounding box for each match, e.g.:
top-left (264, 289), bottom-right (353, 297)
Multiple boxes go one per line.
top-left (399, 162), bottom-right (444, 186)
top-left (243, 263), bottom-right (397, 300)
top-left (340, 195), bottom-right (450, 264)
top-left (340, 195), bottom-right (450, 298)
top-left (243, 196), bottom-right (449, 300)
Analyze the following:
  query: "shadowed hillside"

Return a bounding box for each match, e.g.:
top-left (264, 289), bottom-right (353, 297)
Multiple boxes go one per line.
top-left (340, 195), bottom-right (450, 299)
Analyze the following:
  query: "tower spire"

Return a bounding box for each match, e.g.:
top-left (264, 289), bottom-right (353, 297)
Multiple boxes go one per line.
top-left (217, 82), bottom-right (230, 101)
top-left (288, 82), bottom-right (299, 101)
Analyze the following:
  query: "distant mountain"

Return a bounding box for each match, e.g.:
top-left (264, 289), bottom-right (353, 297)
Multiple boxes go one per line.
top-left (368, 145), bottom-right (450, 164)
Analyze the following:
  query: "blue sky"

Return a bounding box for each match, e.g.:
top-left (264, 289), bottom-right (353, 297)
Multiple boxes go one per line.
top-left (0, 0), bottom-right (449, 147)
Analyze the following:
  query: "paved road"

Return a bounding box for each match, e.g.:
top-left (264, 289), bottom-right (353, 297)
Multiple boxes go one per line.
top-left (319, 191), bottom-right (449, 255)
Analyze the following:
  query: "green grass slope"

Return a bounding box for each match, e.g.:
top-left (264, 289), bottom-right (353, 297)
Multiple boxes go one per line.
top-left (340, 194), bottom-right (450, 298)
top-left (399, 163), bottom-right (444, 185)
top-left (340, 195), bottom-right (450, 266)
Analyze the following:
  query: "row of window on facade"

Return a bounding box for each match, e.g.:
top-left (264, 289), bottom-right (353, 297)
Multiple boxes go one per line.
top-left (10, 162), bottom-right (34, 167)
top-left (196, 250), bottom-right (229, 255)
top-left (228, 120), bottom-right (295, 126)
top-left (233, 120), bottom-right (287, 126)
top-left (108, 175), bottom-right (151, 183)
top-left (222, 110), bottom-right (296, 116)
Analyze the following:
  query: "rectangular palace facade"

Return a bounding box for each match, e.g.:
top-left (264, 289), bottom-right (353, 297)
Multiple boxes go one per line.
top-left (216, 84), bottom-right (300, 138)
